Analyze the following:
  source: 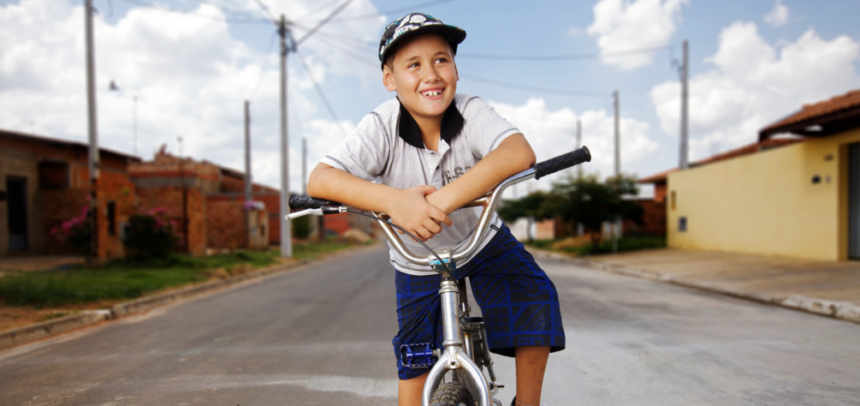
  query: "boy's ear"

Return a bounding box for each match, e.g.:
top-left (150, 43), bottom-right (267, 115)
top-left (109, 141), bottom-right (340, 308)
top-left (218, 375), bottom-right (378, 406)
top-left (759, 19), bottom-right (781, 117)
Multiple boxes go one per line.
top-left (382, 64), bottom-right (397, 92)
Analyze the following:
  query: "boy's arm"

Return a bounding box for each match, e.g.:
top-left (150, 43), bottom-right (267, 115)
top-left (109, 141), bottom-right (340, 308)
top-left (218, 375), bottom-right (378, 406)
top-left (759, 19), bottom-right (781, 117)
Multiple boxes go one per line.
top-left (426, 134), bottom-right (536, 214)
top-left (307, 164), bottom-right (453, 242)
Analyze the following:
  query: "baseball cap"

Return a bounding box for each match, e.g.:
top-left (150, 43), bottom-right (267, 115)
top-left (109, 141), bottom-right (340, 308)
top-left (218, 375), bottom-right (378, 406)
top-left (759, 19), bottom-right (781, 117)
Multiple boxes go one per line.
top-left (378, 13), bottom-right (467, 69)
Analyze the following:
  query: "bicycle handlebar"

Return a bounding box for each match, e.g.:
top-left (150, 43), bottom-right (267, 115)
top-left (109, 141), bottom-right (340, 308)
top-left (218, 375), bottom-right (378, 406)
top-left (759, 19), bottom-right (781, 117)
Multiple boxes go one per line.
top-left (532, 146), bottom-right (591, 180)
top-left (289, 195), bottom-right (340, 210)
top-left (287, 146), bottom-right (591, 266)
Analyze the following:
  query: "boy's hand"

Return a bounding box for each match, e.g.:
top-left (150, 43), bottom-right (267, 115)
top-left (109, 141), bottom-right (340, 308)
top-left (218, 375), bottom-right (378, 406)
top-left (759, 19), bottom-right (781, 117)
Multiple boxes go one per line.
top-left (386, 185), bottom-right (453, 242)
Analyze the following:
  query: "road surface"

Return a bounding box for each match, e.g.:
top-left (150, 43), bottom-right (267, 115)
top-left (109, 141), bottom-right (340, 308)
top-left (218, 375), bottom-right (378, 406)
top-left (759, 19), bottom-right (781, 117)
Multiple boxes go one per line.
top-left (1, 246), bottom-right (858, 405)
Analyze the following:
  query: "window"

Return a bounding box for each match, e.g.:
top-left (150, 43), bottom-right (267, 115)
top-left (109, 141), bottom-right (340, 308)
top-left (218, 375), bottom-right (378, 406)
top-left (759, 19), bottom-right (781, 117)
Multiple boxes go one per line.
top-left (670, 191), bottom-right (677, 211)
top-left (107, 201), bottom-right (117, 236)
top-left (38, 161), bottom-right (69, 190)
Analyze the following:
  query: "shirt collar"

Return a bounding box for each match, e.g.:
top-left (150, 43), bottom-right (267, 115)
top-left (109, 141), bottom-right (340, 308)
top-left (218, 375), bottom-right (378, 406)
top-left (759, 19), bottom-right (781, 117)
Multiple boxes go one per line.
top-left (397, 97), bottom-right (464, 150)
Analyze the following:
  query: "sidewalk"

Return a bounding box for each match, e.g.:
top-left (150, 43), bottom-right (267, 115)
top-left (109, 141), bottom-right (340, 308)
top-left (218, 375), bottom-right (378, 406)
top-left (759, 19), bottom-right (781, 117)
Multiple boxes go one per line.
top-left (528, 247), bottom-right (860, 324)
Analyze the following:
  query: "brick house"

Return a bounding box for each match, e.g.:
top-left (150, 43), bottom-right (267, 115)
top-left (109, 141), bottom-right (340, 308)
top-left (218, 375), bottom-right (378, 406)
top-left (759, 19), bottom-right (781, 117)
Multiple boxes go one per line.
top-left (0, 129), bottom-right (139, 259)
top-left (129, 148), bottom-right (272, 254)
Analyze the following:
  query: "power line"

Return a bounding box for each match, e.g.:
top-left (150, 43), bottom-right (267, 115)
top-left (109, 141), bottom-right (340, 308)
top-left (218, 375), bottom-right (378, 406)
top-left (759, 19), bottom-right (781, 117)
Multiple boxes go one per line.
top-left (295, 0), bottom-right (357, 46)
top-left (249, 30), bottom-right (278, 101)
top-left (458, 74), bottom-right (606, 98)
top-left (295, 0), bottom-right (344, 22)
top-left (458, 45), bottom-right (674, 61)
top-left (310, 35), bottom-right (378, 68)
top-left (291, 24), bottom-right (376, 48)
top-left (300, 0), bottom-right (456, 24)
top-left (295, 49), bottom-right (349, 136)
top-left (119, 0), bottom-right (268, 23)
top-left (251, 0), bottom-right (277, 23)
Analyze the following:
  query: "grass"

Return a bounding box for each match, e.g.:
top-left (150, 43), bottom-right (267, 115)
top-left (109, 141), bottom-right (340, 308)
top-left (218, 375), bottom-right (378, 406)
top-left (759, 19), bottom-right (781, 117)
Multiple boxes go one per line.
top-left (525, 236), bottom-right (666, 256)
top-left (0, 242), bottom-right (363, 307)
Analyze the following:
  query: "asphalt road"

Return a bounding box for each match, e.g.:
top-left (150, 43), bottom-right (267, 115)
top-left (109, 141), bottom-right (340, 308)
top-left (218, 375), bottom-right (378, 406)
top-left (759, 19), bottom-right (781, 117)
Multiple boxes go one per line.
top-left (1, 246), bottom-right (858, 406)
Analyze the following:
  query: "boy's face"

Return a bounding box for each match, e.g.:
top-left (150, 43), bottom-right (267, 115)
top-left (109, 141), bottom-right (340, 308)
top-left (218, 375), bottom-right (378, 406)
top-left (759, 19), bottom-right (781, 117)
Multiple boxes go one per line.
top-left (382, 34), bottom-right (458, 121)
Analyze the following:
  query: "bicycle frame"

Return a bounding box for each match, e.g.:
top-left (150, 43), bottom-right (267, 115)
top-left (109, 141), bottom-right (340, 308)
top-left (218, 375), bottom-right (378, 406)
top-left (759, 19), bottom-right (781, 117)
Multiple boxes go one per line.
top-left (378, 167), bottom-right (537, 406)
top-left (287, 146), bottom-right (591, 406)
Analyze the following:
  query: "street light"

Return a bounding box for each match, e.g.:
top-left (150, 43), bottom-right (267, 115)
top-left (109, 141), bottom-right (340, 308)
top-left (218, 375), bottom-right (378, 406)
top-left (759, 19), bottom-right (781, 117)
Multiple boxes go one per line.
top-left (108, 80), bottom-right (138, 156)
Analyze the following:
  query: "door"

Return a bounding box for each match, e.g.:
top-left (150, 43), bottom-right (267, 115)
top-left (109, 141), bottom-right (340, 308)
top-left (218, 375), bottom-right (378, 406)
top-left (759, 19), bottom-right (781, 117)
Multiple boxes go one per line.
top-left (850, 143), bottom-right (860, 259)
top-left (6, 176), bottom-right (29, 251)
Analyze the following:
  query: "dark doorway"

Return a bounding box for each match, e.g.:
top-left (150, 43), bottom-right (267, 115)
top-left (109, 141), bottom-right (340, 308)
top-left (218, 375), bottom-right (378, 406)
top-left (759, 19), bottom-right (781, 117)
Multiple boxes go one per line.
top-left (850, 143), bottom-right (860, 259)
top-left (6, 176), bottom-right (29, 252)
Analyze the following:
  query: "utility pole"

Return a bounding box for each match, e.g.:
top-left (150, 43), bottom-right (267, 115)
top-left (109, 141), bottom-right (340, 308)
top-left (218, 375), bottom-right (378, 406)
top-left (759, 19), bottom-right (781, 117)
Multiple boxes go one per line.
top-left (613, 90), bottom-right (620, 177)
top-left (612, 91), bottom-right (621, 253)
top-left (279, 14), bottom-right (292, 258)
top-left (84, 0), bottom-right (100, 262)
top-left (576, 119), bottom-right (583, 179)
top-left (178, 136), bottom-right (189, 253)
top-left (244, 100), bottom-right (252, 203)
top-left (301, 137), bottom-right (307, 195)
top-left (132, 94), bottom-right (138, 156)
top-left (679, 40), bottom-right (689, 170)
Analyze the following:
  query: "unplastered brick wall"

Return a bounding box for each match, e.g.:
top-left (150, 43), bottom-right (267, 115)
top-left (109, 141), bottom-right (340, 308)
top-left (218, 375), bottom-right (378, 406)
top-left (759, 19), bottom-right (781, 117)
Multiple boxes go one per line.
top-left (135, 187), bottom-right (207, 256)
top-left (205, 195), bottom-right (247, 250)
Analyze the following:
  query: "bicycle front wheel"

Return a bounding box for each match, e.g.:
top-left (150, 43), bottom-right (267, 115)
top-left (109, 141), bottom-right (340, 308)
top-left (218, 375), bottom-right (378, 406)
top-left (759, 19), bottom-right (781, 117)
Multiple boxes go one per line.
top-left (429, 381), bottom-right (475, 406)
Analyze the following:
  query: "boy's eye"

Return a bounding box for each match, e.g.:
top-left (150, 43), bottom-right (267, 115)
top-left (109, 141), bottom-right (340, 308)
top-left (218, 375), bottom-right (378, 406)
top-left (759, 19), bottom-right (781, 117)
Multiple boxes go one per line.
top-left (409, 62), bottom-right (420, 68)
top-left (435, 57), bottom-right (448, 64)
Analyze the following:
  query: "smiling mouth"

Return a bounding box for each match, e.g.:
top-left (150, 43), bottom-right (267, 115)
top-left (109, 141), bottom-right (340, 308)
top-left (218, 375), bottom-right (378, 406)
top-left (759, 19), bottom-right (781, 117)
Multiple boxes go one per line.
top-left (421, 89), bottom-right (444, 97)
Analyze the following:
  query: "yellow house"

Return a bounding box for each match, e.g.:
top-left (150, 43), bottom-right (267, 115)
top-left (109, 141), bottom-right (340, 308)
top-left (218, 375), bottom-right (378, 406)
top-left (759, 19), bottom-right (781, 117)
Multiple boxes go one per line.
top-left (664, 89), bottom-right (860, 261)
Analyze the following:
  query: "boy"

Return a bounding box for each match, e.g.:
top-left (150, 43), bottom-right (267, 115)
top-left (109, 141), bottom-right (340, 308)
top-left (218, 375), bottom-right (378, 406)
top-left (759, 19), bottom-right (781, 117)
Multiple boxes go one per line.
top-left (307, 13), bottom-right (565, 406)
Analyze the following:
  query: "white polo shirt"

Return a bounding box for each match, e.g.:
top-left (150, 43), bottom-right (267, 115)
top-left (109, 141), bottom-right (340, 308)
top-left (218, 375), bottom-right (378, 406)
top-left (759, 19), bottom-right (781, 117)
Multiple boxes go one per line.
top-left (321, 94), bottom-right (521, 275)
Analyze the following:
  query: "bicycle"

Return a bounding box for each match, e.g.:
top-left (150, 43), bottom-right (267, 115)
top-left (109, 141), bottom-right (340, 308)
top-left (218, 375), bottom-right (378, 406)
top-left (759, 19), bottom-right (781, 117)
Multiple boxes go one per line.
top-left (287, 146), bottom-right (591, 406)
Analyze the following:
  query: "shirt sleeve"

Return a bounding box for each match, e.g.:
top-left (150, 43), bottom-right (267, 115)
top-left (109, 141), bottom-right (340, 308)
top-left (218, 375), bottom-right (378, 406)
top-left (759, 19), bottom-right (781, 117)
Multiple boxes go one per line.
top-left (461, 97), bottom-right (521, 159)
top-left (320, 113), bottom-right (390, 182)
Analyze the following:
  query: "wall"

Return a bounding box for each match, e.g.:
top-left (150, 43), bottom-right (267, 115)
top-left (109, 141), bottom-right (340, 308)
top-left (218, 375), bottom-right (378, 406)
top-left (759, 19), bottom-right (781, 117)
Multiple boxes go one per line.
top-left (205, 195), bottom-right (247, 250)
top-left (667, 129), bottom-right (859, 261)
top-left (624, 199), bottom-right (666, 237)
top-left (136, 187), bottom-right (206, 256)
top-left (0, 149), bottom-right (42, 256)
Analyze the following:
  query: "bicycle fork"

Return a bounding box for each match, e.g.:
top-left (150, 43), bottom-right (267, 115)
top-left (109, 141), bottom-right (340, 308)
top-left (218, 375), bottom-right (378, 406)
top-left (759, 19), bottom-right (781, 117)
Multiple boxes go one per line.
top-left (421, 263), bottom-right (494, 406)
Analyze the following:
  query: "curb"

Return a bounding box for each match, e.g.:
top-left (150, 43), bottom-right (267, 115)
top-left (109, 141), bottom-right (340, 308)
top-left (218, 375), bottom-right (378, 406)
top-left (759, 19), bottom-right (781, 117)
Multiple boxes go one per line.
top-left (527, 248), bottom-right (860, 325)
top-left (0, 243), bottom-right (382, 351)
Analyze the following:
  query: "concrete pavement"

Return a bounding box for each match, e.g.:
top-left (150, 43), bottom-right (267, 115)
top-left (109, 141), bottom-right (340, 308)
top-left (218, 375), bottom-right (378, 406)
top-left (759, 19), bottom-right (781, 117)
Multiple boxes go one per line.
top-left (1, 246), bottom-right (858, 405)
top-left (531, 248), bottom-right (860, 323)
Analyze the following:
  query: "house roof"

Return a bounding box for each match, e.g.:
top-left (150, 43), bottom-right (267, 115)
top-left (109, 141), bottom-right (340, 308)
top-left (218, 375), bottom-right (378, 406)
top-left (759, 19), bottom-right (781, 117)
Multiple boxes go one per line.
top-left (759, 89), bottom-right (860, 141)
top-left (638, 138), bottom-right (801, 184)
top-left (0, 128), bottom-right (141, 161)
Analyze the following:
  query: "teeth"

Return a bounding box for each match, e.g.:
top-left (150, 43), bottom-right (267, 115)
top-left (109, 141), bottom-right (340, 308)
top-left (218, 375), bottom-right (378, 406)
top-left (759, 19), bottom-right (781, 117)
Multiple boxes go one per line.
top-left (422, 90), bottom-right (442, 96)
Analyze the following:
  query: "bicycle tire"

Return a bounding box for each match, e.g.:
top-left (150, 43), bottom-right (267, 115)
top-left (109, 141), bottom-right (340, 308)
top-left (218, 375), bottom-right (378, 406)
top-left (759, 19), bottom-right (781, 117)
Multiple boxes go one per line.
top-left (429, 381), bottom-right (476, 406)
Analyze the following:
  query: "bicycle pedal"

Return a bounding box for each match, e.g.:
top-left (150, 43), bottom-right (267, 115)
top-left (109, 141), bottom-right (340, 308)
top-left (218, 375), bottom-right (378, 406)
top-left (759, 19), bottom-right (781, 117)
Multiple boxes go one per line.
top-left (399, 343), bottom-right (436, 369)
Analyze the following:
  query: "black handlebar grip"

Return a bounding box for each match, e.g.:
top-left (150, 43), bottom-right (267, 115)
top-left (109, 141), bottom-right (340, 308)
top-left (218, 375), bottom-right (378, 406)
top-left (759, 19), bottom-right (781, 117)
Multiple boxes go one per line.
top-left (289, 195), bottom-right (341, 210)
top-left (532, 146), bottom-right (592, 180)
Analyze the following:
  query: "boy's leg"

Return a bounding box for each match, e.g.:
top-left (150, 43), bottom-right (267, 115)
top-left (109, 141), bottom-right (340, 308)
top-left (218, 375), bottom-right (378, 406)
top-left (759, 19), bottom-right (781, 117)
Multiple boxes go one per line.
top-left (515, 346), bottom-right (550, 405)
top-left (399, 371), bottom-right (429, 406)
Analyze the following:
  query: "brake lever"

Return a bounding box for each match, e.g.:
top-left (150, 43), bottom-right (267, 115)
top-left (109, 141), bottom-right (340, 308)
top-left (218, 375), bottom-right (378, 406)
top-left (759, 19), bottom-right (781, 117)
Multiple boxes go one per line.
top-left (285, 206), bottom-right (347, 220)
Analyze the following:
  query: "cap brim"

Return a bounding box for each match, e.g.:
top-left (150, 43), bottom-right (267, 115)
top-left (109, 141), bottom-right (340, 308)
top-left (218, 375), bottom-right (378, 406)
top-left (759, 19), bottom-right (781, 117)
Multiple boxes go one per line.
top-left (381, 24), bottom-right (467, 64)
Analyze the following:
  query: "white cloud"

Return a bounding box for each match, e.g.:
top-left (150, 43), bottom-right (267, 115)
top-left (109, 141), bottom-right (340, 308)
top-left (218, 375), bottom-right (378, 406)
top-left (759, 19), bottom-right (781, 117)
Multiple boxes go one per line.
top-left (764, 0), bottom-right (790, 27)
top-left (587, 0), bottom-right (688, 70)
top-left (488, 98), bottom-right (658, 193)
top-left (650, 22), bottom-right (860, 160)
top-left (0, 0), bottom-right (384, 190)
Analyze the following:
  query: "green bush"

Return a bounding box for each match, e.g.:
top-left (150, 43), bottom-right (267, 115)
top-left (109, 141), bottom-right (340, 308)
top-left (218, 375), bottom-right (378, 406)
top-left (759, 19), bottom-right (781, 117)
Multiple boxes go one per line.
top-left (49, 205), bottom-right (92, 257)
top-left (292, 215), bottom-right (312, 240)
top-left (124, 207), bottom-right (180, 258)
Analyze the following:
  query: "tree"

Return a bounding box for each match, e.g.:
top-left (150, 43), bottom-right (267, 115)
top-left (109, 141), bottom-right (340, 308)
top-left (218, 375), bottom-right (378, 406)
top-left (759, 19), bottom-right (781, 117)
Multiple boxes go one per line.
top-left (497, 191), bottom-right (549, 242)
top-left (544, 173), bottom-right (644, 247)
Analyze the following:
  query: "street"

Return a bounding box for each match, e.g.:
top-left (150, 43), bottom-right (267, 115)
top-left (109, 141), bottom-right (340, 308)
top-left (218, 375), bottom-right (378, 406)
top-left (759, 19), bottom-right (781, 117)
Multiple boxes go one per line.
top-left (1, 246), bottom-right (858, 406)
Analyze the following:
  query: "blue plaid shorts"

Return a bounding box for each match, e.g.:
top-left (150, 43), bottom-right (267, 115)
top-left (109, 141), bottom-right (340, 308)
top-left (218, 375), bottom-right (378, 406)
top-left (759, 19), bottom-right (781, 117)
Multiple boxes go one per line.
top-left (392, 224), bottom-right (566, 380)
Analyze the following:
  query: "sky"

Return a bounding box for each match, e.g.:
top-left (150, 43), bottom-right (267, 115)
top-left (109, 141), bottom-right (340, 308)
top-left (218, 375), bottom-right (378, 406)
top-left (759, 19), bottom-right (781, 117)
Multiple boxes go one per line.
top-left (2, 0), bottom-right (859, 197)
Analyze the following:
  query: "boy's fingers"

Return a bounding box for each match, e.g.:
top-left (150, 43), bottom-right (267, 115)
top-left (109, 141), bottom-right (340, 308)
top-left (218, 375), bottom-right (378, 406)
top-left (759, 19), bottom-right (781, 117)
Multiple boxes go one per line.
top-left (430, 209), bottom-right (453, 227)
top-left (420, 185), bottom-right (437, 196)
top-left (425, 219), bottom-right (442, 234)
